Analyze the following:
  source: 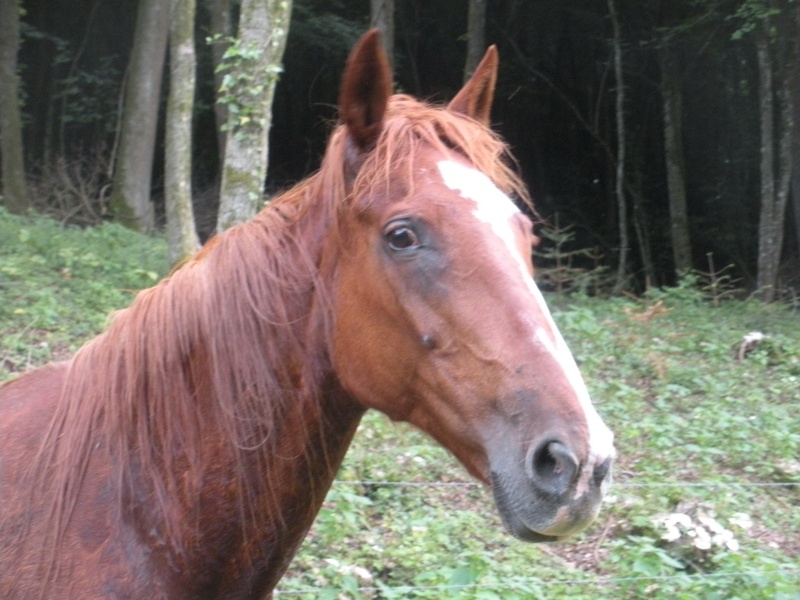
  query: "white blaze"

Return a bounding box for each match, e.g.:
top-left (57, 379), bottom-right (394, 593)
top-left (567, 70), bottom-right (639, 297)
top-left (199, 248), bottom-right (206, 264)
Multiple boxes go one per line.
top-left (437, 160), bottom-right (615, 489)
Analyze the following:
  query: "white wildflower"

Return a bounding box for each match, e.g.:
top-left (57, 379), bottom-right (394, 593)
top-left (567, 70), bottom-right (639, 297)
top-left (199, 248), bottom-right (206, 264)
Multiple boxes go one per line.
top-left (653, 513), bottom-right (691, 542)
top-left (692, 526), bottom-right (711, 550)
top-left (325, 559), bottom-right (373, 582)
top-left (697, 511), bottom-right (726, 535)
top-left (729, 512), bottom-right (753, 530)
top-left (349, 566), bottom-right (373, 582)
top-left (653, 508), bottom-right (742, 553)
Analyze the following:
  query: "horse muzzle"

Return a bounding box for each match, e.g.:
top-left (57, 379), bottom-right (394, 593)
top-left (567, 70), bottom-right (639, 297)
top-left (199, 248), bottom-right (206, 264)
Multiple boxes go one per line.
top-left (489, 439), bottom-right (614, 542)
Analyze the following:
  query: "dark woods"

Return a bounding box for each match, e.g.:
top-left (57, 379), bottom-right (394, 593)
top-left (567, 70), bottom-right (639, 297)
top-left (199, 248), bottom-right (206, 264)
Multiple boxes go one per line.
top-left (8, 0), bottom-right (800, 297)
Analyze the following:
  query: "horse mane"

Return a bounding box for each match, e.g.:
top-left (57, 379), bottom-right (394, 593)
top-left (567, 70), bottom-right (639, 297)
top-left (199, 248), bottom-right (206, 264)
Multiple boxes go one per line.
top-left (28, 93), bottom-right (530, 573)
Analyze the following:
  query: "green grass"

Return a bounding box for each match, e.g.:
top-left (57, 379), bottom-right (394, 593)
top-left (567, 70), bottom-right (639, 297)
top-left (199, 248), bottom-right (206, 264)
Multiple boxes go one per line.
top-left (279, 290), bottom-right (799, 598)
top-left (0, 207), bottom-right (167, 373)
top-left (1, 209), bottom-right (798, 598)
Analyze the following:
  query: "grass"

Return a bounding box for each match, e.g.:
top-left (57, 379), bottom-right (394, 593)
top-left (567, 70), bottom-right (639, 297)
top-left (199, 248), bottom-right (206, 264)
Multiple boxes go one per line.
top-left (281, 293), bottom-right (799, 599)
top-left (0, 208), bottom-right (166, 372)
top-left (1, 209), bottom-right (798, 599)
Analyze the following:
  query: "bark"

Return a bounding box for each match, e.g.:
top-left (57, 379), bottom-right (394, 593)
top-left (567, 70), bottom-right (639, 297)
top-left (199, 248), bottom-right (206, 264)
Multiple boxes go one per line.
top-left (166, 0), bottom-right (201, 265)
top-left (370, 0), bottom-right (394, 69)
top-left (216, 0), bottom-right (293, 232)
top-left (208, 0), bottom-right (232, 169)
top-left (109, 0), bottom-right (172, 231)
top-left (755, 19), bottom-right (795, 302)
top-left (755, 32), bottom-right (776, 300)
top-left (0, 0), bottom-right (29, 214)
top-left (631, 173), bottom-right (657, 289)
top-left (793, 172), bottom-right (800, 286)
top-left (794, 4), bottom-right (800, 275)
top-left (463, 0), bottom-right (487, 83)
top-left (658, 46), bottom-right (693, 275)
top-left (608, 0), bottom-right (629, 294)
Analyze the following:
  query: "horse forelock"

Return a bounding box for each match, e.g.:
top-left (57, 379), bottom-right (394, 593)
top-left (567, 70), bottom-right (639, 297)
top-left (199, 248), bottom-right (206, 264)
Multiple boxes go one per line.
top-left (348, 95), bottom-right (531, 215)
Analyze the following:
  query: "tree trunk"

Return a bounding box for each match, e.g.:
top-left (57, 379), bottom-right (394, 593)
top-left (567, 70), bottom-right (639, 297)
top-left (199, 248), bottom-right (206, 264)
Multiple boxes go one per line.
top-left (772, 41), bottom-right (795, 298)
top-left (463, 0), bottom-right (487, 82)
top-left (793, 4), bottom-right (800, 276)
top-left (166, 0), bottom-right (201, 265)
top-left (755, 30), bottom-right (776, 300)
top-left (658, 45), bottom-right (693, 275)
top-left (631, 171), bottom-right (657, 289)
top-left (216, 0), bottom-right (292, 232)
top-left (755, 19), bottom-right (795, 302)
top-left (370, 0), bottom-right (394, 69)
top-left (608, 0), bottom-right (628, 294)
top-left (0, 0), bottom-right (29, 214)
top-left (208, 0), bottom-right (232, 170)
top-left (109, 0), bottom-right (172, 231)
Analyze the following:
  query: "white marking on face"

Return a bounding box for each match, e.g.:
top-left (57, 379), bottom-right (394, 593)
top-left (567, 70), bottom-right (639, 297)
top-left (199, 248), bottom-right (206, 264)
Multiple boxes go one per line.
top-left (437, 160), bottom-right (527, 278)
top-left (437, 160), bottom-right (615, 494)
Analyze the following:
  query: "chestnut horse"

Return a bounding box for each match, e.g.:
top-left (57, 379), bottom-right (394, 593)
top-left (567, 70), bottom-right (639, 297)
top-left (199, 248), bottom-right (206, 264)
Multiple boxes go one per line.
top-left (0, 31), bottom-right (614, 599)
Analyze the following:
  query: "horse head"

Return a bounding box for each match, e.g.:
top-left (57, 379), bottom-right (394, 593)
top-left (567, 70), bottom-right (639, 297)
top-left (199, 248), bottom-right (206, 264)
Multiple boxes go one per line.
top-left (326, 30), bottom-right (615, 542)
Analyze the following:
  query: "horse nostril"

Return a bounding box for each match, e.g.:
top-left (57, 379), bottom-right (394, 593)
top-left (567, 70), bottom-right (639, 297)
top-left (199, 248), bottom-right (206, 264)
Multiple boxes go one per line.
top-left (592, 456), bottom-right (613, 486)
top-left (528, 440), bottom-right (579, 497)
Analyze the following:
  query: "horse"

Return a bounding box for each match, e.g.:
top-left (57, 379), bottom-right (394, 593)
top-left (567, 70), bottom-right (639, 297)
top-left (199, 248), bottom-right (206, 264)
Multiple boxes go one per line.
top-left (0, 30), bottom-right (615, 599)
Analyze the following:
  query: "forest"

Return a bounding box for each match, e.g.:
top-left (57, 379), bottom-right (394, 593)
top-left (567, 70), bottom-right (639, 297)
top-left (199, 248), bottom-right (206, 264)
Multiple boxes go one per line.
top-left (1, 2), bottom-right (799, 596)
top-left (1, 0), bottom-right (799, 300)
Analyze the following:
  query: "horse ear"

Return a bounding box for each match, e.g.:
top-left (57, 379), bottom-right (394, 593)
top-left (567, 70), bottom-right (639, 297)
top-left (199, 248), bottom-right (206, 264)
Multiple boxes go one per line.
top-left (339, 29), bottom-right (393, 150)
top-left (447, 45), bottom-right (499, 126)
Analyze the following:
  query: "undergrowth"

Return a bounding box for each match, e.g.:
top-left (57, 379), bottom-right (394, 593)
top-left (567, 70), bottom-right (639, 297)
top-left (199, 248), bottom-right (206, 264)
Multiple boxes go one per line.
top-left (1, 210), bottom-right (798, 598)
top-left (0, 207), bottom-right (166, 374)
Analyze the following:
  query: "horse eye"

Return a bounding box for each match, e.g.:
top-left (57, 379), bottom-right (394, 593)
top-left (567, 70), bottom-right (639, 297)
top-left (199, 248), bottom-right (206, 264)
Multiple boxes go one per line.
top-left (385, 225), bottom-right (420, 251)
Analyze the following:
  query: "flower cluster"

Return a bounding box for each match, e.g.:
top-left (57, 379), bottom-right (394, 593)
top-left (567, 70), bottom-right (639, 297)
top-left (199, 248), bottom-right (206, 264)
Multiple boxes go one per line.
top-left (653, 508), bottom-right (752, 553)
top-left (323, 558), bottom-right (374, 583)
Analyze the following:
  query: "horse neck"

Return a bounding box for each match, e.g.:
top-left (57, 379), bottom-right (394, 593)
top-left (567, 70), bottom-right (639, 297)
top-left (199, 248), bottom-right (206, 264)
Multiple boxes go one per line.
top-left (173, 369), bottom-right (364, 595)
top-left (44, 186), bottom-right (366, 596)
top-left (159, 200), bottom-right (368, 593)
top-left (143, 193), bottom-right (367, 590)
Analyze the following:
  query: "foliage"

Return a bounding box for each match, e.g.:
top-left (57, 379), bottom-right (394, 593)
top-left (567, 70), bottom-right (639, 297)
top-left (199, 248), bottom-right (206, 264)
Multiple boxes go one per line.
top-left (20, 23), bottom-right (121, 144)
top-left (211, 33), bottom-right (284, 145)
top-left (729, 0), bottom-right (783, 40)
top-left (534, 219), bottom-right (610, 295)
top-left (11, 0), bottom-right (800, 291)
top-left (290, 1), bottom-right (363, 55)
top-left (0, 208), bottom-right (167, 377)
top-left (26, 149), bottom-right (114, 225)
top-left (1, 218), bottom-right (798, 597)
top-left (282, 292), bottom-right (798, 598)
top-left (693, 253), bottom-right (743, 307)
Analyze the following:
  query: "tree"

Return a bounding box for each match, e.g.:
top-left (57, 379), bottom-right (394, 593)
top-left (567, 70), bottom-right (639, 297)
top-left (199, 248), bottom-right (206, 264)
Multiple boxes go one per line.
top-left (463, 0), bottom-right (487, 82)
top-left (165, 0), bottom-right (200, 264)
top-left (793, 4), bottom-right (800, 274)
top-left (753, 7), bottom-right (795, 302)
top-left (658, 42), bottom-right (692, 274)
top-left (216, 0), bottom-right (292, 232)
top-left (208, 0), bottom-right (233, 169)
top-left (608, 0), bottom-right (629, 294)
top-left (0, 0), bottom-right (29, 214)
top-left (370, 0), bottom-right (394, 69)
top-left (108, 0), bottom-right (172, 231)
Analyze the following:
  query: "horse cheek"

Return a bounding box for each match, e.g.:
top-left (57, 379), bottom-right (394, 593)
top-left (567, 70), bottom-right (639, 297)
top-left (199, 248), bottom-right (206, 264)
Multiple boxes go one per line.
top-left (331, 266), bottom-right (420, 420)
